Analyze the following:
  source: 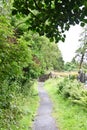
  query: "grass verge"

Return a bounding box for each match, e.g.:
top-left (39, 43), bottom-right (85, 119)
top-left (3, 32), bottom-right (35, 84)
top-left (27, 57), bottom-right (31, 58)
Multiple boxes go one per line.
top-left (18, 81), bottom-right (39, 130)
top-left (10, 81), bottom-right (39, 130)
top-left (44, 78), bottom-right (87, 130)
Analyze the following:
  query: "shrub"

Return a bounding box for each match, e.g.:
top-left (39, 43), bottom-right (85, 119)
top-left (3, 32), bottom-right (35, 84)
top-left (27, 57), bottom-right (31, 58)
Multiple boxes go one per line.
top-left (57, 78), bottom-right (87, 108)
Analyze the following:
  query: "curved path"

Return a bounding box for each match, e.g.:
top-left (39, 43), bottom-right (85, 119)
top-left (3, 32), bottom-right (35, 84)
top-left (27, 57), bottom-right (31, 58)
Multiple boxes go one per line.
top-left (32, 82), bottom-right (58, 130)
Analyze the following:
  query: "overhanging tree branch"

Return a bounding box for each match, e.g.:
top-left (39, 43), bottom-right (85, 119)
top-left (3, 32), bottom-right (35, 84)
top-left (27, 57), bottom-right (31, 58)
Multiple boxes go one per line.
top-left (14, 8), bottom-right (42, 31)
top-left (33, 0), bottom-right (41, 11)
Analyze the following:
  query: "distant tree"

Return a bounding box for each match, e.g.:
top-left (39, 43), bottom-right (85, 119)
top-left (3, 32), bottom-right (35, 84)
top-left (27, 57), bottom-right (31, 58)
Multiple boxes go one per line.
top-left (64, 61), bottom-right (78, 71)
top-left (75, 25), bottom-right (87, 69)
top-left (22, 31), bottom-right (64, 72)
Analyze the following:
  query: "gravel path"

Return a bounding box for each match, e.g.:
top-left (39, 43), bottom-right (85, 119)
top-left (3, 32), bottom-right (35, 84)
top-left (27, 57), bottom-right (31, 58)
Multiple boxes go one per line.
top-left (32, 82), bottom-right (58, 130)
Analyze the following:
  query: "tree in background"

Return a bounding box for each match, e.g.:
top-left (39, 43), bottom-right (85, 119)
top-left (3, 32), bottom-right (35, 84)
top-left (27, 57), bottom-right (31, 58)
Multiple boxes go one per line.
top-left (75, 25), bottom-right (87, 69)
top-left (64, 61), bottom-right (78, 71)
top-left (20, 31), bottom-right (64, 75)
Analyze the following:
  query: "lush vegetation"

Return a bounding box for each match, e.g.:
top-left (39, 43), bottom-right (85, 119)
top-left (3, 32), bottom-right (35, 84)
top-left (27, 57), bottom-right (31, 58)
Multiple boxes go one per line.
top-left (0, 82), bottom-right (39, 130)
top-left (57, 78), bottom-right (87, 108)
top-left (1, 0), bottom-right (87, 129)
top-left (45, 78), bottom-right (87, 130)
top-left (0, 1), bottom-right (64, 129)
top-left (64, 61), bottom-right (78, 71)
top-left (12, 0), bottom-right (87, 42)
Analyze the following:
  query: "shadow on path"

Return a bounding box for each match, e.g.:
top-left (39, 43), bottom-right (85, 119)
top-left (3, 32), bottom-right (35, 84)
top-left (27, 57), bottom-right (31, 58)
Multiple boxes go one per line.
top-left (32, 82), bottom-right (58, 130)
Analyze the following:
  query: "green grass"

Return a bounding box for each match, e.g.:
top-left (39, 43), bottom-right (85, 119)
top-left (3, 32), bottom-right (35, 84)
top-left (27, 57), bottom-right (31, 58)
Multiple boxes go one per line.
top-left (0, 81), bottom-right (39, 130)
top-left (17, 81), bottom-right (39, 130)
top-left (44, 78), bottom-right (87, 130)
top-left (2, 81), bottom-right (40, 130)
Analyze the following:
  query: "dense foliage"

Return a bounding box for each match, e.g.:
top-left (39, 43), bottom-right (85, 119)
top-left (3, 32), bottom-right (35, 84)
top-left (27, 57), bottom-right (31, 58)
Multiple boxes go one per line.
top-left (64, 61), bottom-right (78, 71)
top-left (0, 1), bottom-right (64, 129)
top-left (57, 77), bottom-right (87, 108)
top-left (12, 0), bottom-right (87, 42)
top-left (45, 79), bottom-right (87, 130)
top-left (2, 0), bottom-right (87, 129)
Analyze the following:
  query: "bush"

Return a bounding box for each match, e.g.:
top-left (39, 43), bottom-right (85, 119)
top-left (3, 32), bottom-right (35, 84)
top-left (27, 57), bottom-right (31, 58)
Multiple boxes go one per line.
top-left (57, 78), bottom-right (87, 108)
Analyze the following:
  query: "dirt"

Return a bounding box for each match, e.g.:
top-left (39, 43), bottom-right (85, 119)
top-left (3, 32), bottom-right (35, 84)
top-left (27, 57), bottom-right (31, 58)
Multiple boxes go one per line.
top-left (32, 82), bottom-right (58, 130)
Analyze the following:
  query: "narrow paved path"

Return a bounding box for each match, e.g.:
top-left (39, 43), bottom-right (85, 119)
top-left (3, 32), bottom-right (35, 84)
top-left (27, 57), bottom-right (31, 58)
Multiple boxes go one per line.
top-left (32, 82), bottom-right (58, 130)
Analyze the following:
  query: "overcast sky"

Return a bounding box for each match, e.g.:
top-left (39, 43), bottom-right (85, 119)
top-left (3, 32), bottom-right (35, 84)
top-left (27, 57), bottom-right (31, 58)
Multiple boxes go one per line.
top-left (58, 25), bottom-right (83, 63)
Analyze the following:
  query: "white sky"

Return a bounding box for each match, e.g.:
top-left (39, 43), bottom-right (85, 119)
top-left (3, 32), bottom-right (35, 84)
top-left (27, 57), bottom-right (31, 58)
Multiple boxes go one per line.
top-left (58, 25), bottom-right (83, 63)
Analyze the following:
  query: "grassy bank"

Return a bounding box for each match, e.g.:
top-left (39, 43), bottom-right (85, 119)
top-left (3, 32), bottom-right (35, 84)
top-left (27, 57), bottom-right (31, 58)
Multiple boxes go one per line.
top-left (44, 78), bottom-right (87, 130)
top-left (17, 81), bottom-right (39, 130)
top-left (1, 81), bottom-right (39, 130)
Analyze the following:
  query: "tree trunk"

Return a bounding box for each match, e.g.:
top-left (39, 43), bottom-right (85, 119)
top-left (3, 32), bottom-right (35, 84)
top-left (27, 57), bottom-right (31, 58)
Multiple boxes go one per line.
top-left (79, 53), bottom-right (84, 69)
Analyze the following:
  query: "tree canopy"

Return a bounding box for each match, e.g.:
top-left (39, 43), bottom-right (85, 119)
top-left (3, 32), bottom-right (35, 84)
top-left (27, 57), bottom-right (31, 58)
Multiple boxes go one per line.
top-left (12, 0), bottom-right (87, 42)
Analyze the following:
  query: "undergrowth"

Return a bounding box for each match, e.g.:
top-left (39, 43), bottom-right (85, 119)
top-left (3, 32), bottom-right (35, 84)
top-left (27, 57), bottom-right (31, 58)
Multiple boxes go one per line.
top-left (0, 81), bottom-right (39, 130)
